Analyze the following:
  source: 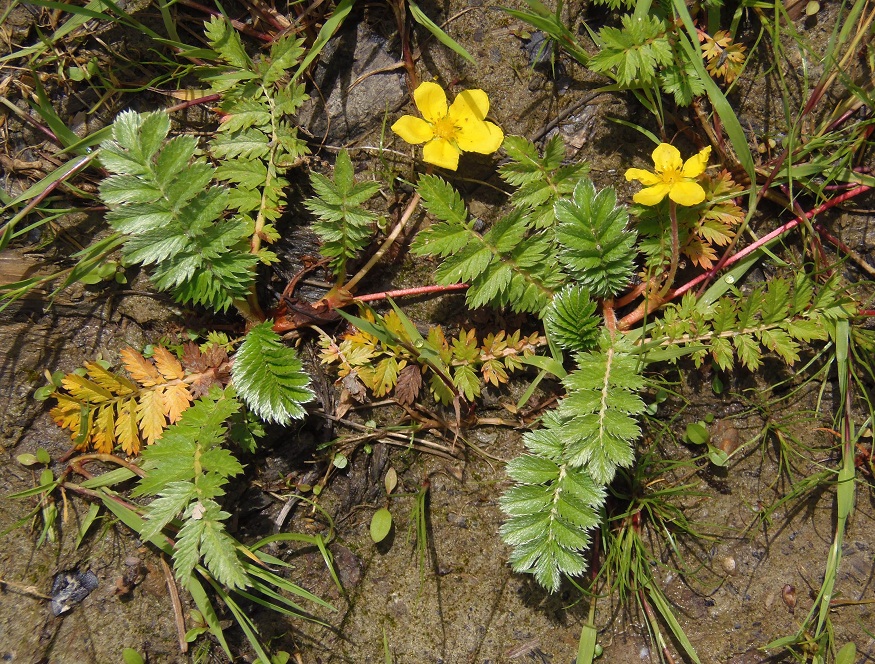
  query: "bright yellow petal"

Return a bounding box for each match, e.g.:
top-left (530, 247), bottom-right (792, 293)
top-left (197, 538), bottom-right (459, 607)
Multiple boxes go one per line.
top-left (633, 183), bottom-right (672, 206)
top-left (391, 115), bottom-right (434, 145)
top-left (456, 120), bottom-right (504, 154)
top-left (668, 181), bottom-right (706, 206)
top-left (681, 146), bottom-right (712, 178)
top-left (624, 168), bottom-right (662, 186)
top-left (414, 81), bottom-right (448, 124)
top-left (423, 138), bottom-right (461, 170)
top-left (448, 89), bottom-right (490, 123)
top-left (651, 143), bottom-right (683, 174)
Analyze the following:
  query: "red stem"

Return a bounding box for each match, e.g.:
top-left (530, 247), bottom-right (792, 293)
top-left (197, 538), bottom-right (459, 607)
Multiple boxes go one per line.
top-left (673, 184), bottom-right (870, 300)
top-left (617, 184), bottom-right (871, 329)
top-left (356, 283), bottom-right (469, 303)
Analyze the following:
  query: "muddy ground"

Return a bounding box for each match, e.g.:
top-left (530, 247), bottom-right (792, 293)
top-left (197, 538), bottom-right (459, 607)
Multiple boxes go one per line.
top-left (1, 0), bottom-right (874, 662)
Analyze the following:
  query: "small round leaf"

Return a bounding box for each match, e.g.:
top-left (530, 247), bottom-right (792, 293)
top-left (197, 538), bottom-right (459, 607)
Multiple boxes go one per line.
top-left (707, 446), bottom-right (729, 467)
top-left (384, 467), bottom-right (398, 495)
top-left (370, 508), bottom-right (393, 543)
top-left (836, 643), bottom-right (856, 664)
top-left (685, 422), bottom-right (709, 445)
top-left (17, 453), bottom-right (39, 466)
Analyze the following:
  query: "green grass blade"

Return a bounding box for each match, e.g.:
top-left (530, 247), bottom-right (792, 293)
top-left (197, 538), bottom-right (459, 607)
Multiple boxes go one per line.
top-left (0, 153), bottom-right (96, 249)
top-left (100, 494), bottom-right (174, 556)
top-left (186, 574), bottom-right (233, 659)
top-left (205, 578), bottom-right (271, 663)
top-left (643, 579), bottom-right (703, 664)
top-left (294, 0), bottom-right (355, 80)
top-left (671, 0), bottom-right (756, 208)
top-left (75, 502), bottom-right (102, 549)
top-left (576, 623), bottom-right (599, 664)
top-left (79, 467), bottom-right (138, 488)
top-left (408, 0), bottom-right (476, 64)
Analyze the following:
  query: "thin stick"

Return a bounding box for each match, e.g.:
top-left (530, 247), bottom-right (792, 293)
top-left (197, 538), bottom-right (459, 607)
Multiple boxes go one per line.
top-left (659, 201), bottom-right (680, 299)
top-left (345, 192), bottom-right (421, 291)
top-left (160, 555), bottom-right (189, 654)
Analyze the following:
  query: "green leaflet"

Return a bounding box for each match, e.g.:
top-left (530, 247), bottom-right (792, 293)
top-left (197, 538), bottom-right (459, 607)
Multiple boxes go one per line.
top-left (544, 284), bottom-right (600, 354)
top-left (411, 174), bottom-right (563, 315)
top-left (499, 134), bottom-right (589, 229)
top-left (204, 16), bottom-right (309, 265)
top-left (647, 275), bottom-right (847, 371)
top-left (589, 14), bottom-right (673, 87)
top-left (98, 110), bottom-right (256, 311)
top-left (231, 322), bottom-right (314, 426)
top-left (133, 388), bottom-right (248, 589)
top-left (499, 335), bottom-right (644, 589)
top-left (305, 149), bottom-right (382, 280)
top-left (555, 179), bottom-right (637, 298)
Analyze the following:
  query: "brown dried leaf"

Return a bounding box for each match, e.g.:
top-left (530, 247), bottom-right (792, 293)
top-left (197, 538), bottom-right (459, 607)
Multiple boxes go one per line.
top-left (341, 372), bottom-right (368, 403)
top-left (335, 388), bottom-right (354, 420)
top-left (394, 364), bottom-right (422, 406)
top-left (180, 342), bottom-right (206, 372)
top-left (189, 371), bottom-right (219, 399)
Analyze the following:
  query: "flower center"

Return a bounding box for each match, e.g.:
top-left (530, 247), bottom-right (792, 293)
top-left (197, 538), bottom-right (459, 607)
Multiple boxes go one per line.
top-left (431, 116), bottom-right (458, 142)
top-left (660, 168), bottom-right (683, 185)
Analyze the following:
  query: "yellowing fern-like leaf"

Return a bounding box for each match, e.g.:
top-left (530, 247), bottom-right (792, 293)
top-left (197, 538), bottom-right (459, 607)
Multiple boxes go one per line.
top-left (48, 346), bottom-right (227, 455)
top-left (115, 397), bottom-right (140, 455)
top-left (163, 383), bottom-right (193, 423)
top-left (154, 347), bottom-right (185, 381)
top-left (137, 389), bottom-right (167, 445)
top-left (94, 405), bottom-right (116, 453)
top-left (122, 347), bottom-right (162, 386)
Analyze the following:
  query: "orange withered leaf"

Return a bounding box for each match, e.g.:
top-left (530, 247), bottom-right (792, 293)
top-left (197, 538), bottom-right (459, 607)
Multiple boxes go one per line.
top-left (153, 347), bottom-right (185, 381)
top-left (48, 344), bottom-right (234, 454)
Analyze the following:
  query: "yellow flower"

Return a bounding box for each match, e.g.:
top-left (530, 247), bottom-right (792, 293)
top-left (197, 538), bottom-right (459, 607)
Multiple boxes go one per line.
top-left (625, 143), bottom-right (712, 206)
top-left (391, 81), bottom-right (504, 171)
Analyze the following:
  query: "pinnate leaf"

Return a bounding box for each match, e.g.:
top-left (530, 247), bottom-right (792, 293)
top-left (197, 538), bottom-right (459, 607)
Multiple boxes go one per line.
top-left (232, 322), bottom-right (314, 425)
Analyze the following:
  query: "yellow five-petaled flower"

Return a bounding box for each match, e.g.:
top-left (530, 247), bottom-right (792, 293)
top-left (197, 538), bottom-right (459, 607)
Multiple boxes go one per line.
top-left (625, 143), bottom-right (712, 207)
top-left (391, 81), bottom-right (504, 171)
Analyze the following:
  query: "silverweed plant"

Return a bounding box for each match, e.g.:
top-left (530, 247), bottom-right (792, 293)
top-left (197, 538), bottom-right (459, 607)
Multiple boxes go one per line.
top-left (6, 0), bottom-right (872, 660)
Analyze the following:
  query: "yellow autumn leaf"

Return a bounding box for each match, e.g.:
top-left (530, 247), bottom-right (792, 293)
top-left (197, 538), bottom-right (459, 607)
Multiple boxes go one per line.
top-left (162, 382), bottom-right (193, 423)
top-left (153, 347), bottom-right (185, 381)
top-left (50, 395), bottom-right (85, 436)
top-left (115, 397), bottom-right (141, 455)
top-left (137, 388), bottom-right (166, 445)
top-left (86, 361), bottom-right (136, 394)
top-left (121, 347), bottom-right (162, 386)
top-left (93, 405), bottom-right (116, 454)
top-left (61, 373), bottom-right (114, 402)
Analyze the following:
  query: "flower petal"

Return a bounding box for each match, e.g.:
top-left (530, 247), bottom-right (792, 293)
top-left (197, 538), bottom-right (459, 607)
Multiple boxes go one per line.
top-left (624, 168), bottom-right (662, 186)
top-left (448, 89), bottom-right (490, 123)
top-left (456, 120), bottom-right (504, 154)
top-left (651, 143), bottom-right (683, 174)
top-left (414, 82), bottom-right (448, 124)
top-left (423, 138), bottom-right (461, 170)
top-left (391, 115), bottom-right (434, 145)
top-left (668, 181), bottom-right (706, 206)
top-left (633, 183), bottom-right (672, 206)
top-left (681, 146), bottom-right (712, 178)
